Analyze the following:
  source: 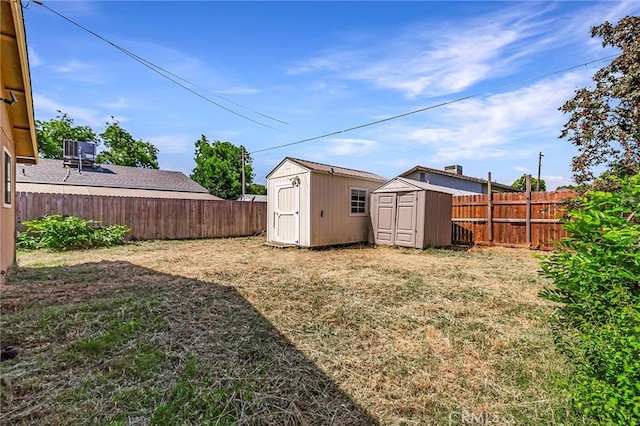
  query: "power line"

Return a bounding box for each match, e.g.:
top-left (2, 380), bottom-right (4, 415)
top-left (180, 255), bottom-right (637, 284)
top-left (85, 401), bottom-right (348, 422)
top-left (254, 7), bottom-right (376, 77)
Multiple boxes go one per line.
top-left (30, 0), bottom-right (287, 128)
top-left (109, 47), bottom-right (289, 126)
top-left (250, 55), bottom-right (616, 154)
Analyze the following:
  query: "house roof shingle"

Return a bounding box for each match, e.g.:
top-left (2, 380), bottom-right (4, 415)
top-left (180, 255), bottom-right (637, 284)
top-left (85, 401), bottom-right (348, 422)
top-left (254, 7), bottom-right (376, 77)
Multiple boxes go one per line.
top-left (285, 157), bottom-right (387, 181)
top-left (399, 165), bottom-right (519, 192)
top-left (17, 158), bottom-right (212, 194)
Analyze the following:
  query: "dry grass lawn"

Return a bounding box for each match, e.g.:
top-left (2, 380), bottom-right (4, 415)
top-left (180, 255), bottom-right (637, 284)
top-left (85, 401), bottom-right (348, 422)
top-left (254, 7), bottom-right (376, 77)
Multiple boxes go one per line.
top-left (0, 237), bottom-right (574, 425)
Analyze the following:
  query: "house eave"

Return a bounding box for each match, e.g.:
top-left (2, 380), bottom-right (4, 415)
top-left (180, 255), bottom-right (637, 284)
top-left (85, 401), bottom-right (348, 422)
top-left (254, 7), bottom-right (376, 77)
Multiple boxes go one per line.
top-left (1, 0), bottom-right (38, 163)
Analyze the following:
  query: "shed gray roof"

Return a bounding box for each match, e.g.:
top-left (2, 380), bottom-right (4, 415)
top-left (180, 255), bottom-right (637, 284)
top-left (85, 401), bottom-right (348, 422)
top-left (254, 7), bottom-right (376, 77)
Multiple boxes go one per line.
top-left (399, 165), bottom-right (519, 192)
top-left (373, 177), bottom-right (476, 196)
top-left (17, 158), bottom-right (212, 194)
top-left (281, 157), bottom-right (386, 181)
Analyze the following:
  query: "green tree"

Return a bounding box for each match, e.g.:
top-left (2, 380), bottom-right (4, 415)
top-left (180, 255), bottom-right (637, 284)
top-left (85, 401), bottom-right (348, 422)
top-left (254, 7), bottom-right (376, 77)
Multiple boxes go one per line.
top-left (96, 119), bottom-right (159, 169)
top-left (559, 16), bottom-right (640, 185)
top-left (555, 184), bottom-right (579, 191)
top-left (539, 174), bottom-right (640, 424)
top-left (511, 174), bottom-right (546, 191)
top-left (35, 111), bottom-right (96, 159)
top-left (541, 16), bottom-right (640, 424)
top-left (247, 183), bottom-right (266, 195)
top-left (190, 136), bottom-right (253, 199)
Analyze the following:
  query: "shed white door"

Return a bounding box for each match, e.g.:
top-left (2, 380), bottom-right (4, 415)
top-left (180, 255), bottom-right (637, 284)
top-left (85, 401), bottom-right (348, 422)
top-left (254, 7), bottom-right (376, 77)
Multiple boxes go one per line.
top-left (274, 180), bottom-right (300, 244)
top-left (374, 193), bottom-right (396, 245)
top-left (394, 192), bottom-right (417, 247)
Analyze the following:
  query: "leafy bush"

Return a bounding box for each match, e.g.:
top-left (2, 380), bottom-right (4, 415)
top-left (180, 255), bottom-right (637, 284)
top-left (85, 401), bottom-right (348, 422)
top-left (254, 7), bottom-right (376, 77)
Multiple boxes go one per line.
top-left (539, 174), bottom-right (640, 424)
top-left (17, 215), bottom-right (130, 251)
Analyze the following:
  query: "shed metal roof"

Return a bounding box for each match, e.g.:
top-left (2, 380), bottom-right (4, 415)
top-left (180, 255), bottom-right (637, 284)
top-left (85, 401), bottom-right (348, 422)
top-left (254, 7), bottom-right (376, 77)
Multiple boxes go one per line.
top-left (268, 157), bottom-right (386, 181)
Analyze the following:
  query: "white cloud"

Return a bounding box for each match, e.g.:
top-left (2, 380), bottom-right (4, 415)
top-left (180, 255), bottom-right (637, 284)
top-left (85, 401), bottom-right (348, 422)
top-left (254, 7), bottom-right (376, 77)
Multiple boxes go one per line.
top-left (513, 166), bottom-right (530, 173)
top-left (544, 175), bottom-right (573, 189)
top-left (545, 175), bottom-right (568, 184)
top-left (52, 59), bottom-right (105, 84)
top-left (28, 47), bottom-right (42, 67)
top-left (285, 2), bottom-right (640, 101)
top-left (286, 51), bottom-right (363, 76)
top-left (145, 135), bottom-right (191, 154)
top-left (351, 26), bottom-right (525, 98)
top-left (215, 87), bottom-right (261, 95)
top-left (285, 3), bottom-right (584, 98)
top-left (387, 70), bottom-right (591, 163)
top-left (55, 60), bottom-right (90, 73)
top-left (49, 1), bottom-right (102, 18)
top-left (589, 2), bottom-right (640, 34)
top-left (373, 158), bottom-right (420, 169)
top-left (33, 94), bottom-right (104, 127)
top-left (125, 40), bottom-right (221, 84)
top-left (102, 98), bottom-right (134, 110)
top-left (325, 138), bottom-right (378, 155)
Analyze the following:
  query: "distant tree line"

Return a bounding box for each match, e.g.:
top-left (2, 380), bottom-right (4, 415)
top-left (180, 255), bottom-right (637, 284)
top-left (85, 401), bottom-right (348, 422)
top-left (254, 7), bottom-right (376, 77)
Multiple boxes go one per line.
top-left (510, 175), bottom-right (546, 191)
top-left (36, 112), bottom-right (159, 169)
top-left (36, 112), bottom-right (266, 199)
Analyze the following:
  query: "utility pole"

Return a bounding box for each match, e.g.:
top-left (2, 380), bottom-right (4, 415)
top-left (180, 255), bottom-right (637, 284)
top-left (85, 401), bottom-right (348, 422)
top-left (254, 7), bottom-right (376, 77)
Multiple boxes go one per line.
top-left (241, 147), bottom-right (246, 200)
top-left (537, 151), bottom-right (543, 192)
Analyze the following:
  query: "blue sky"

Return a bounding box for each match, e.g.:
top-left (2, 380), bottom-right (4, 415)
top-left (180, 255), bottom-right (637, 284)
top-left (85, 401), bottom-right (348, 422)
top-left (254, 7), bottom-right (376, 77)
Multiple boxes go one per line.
top-left (23, 1), bottom-right (640, 188)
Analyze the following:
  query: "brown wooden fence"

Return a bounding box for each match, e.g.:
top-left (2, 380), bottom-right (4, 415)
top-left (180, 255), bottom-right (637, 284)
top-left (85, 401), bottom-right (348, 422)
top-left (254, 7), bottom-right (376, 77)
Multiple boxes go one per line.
top-left (17, 192), bottom-right (267, 240)
top-left (18, 188), bottom-right (575, 248)
top-left (452, 189), bottom-right (576, 249)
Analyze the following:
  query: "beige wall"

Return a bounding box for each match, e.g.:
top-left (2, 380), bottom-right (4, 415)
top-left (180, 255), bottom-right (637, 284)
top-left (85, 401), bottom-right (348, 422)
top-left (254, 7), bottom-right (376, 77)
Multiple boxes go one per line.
top-left (309, 173), bottom-right (383, 247)
top-left (420, 190), bottom-right (452, 248)
top-left (1, 90), bottom-right (16, 283)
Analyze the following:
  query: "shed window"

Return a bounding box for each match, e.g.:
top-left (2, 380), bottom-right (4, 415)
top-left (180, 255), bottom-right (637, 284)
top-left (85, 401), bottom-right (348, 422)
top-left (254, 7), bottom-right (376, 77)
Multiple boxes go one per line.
top-left (3, 149), bottom-right (11, 206)
top-left (350, 188), bottom-right (367, 215)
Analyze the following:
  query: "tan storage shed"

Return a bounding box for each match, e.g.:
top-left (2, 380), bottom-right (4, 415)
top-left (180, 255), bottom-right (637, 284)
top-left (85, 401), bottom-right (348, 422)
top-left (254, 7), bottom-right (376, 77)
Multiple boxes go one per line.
top-left (371, 177), bottom-right (454, 248)
top-left (266, 157), bottom-right (386, 247)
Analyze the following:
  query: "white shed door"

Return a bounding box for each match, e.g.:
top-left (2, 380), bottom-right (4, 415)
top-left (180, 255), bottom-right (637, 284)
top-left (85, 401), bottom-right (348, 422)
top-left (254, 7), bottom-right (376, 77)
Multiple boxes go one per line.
top-left (374, 194), bottom-right (396, 245)
top-left (394, 192), bottom-right (417, 247)
top-left (274, 181), bottom-right (300, 244)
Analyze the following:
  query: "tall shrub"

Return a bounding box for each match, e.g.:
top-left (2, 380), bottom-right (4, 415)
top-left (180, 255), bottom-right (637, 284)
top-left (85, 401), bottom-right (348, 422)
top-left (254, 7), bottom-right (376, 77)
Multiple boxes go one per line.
top-left (539, 174), bottom-right (640, 424)
top-left (17, 215), bottom-right (130, 251)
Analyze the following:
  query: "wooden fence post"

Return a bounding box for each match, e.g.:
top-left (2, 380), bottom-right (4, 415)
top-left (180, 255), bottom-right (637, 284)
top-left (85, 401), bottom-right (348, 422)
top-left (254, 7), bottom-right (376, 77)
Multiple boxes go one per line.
top-left (526, 174), bottom-right (532, 247)
top-left (487, 172), bottom-right (493, 244)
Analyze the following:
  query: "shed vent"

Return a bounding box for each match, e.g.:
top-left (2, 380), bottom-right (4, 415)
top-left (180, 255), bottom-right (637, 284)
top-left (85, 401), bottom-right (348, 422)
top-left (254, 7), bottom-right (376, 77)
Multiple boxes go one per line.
top-left (444, 165), bottom-right (463, 175)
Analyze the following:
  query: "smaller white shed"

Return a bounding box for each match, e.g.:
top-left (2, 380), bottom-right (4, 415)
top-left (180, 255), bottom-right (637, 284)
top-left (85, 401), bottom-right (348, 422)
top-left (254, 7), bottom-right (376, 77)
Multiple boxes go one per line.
top-left (266, 157), bottom-right (386, 247)
top-left (371, 177), bottom-right (454, 248)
